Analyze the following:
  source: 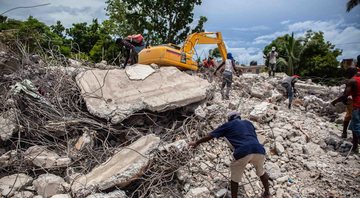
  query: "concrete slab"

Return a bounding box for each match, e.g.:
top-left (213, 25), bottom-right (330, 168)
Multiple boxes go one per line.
top-left (76, 67), bottom-right (210, 124)
top-left (71, 134), bottom-right (160, 197)
top-left (125, 64), bottom-right (155, 80)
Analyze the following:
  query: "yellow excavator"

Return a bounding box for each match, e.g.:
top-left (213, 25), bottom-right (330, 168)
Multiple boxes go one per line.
top-left (138, 32), bottom-right (227, 71)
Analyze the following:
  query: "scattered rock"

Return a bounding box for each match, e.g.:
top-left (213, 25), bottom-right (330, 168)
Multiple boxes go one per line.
top-left (24, 146), bottom-right (71, 168)
top-left (0, 108), bottom-right (17, 141)
top-left (85, 190), bottom-right (127, 198)
top-left (185, 187), bottom-right (210, 198)
top-left (33, 174), bottom-right (69, 198)
top-left (50, 194), bottom-right (72, 198)
top-left (265, 162), bottom-right (282, 180)
top-left (12, 191), bottom-right (34, 198)
top-left (71, 134), bottom-right (160, 197)
top-left (125, 64), bottom-right (156, 80)
top-left (0, 173), bottom-right (33, 197)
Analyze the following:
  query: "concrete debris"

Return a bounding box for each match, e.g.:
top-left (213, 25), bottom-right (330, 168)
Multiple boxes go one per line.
top-left (68, 58), bottom-right (82, 67)
top-left (71, 134), bottom-right (160, 197)
top-left (85, 190), bottom-right (127, 198)
top-left (1, 43), bottom-right (359, 198)
top-left (160, 139), bottom-right (188, 152)
top-left (12, 191), bottom-right (34, 198)
top-left (24, 146), bottom-right (71, 168)
top-left (0, 173), bottom-right (33, 197)
top-left (75, 128), bottom-right (96, 151)
top-left (0, 108), bottom-right (17, 141)
top-left (249, 102), bottom-right (274, 123)
top-left (0, 150), bottom-right (17, 166)
top-left (51, 194), bottom-right (72, 198)
top-left (76, 67), bottom-right (211, 124)
top-left (185, 187), bottom-right (211, 198)
top-left (33, 174), bottom-right (69, 198)
top-left (125, 64), bottom-right (155, 80)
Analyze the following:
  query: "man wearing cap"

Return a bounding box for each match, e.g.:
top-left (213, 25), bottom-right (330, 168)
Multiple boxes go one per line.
top-left (267, 46), bottom-right (278, 77)
top-left (214, 53), bottom-right (239, 100)
top-left (188, 112), bottom-right (271, 198)
top-left (281, 75), bottom-right (299, 109)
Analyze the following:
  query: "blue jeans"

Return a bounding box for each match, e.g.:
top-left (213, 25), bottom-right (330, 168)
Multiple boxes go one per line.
top-left (350, 108), bottom-right (360, 135)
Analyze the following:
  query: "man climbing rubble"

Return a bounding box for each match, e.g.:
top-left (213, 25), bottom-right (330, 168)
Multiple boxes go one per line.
top-left (267, 46), bottom-right (278, 77)
top-left (188, 112), bottom-right (271, 198)
top-left (331, 66), bottom-right (360, 152)
top-left (281, 75), bottom-right (299, 109)
top-left (214, 53), bottom-right (239, 100)
top-left (331, 66), bottom-right (359, 138)
top-left (116, 34), bottom-right (145, 68)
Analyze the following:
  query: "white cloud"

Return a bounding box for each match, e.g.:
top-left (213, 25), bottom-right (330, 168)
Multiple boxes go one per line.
top-left (253, 20), bottom-right (360, 60)
top-left (281, 20), bottom-right (290, 25)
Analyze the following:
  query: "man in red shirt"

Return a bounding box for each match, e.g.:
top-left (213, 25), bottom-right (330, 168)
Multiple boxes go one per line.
top-left (333, 67), bottom-right (360, 152)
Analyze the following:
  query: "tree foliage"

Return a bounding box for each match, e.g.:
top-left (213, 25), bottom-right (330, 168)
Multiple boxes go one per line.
top-left (264, 30), bottom-right (342, 77)
top-left (105, 0), bottom-right (206, 44)
top-left (346, 0), bottom-right (359, 12)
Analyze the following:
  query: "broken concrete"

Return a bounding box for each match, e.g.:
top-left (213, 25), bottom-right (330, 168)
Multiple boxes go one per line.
top-left (0, 108), bottom-right (17, 141)
top-left (71, 134), bottom-right (160, 197)
top-left (185, 187), bottom-right (211, 198)
top-left (125, 64), bottom-right (155, 80)
top-left (249, 102), bottom-right (274, 123)
top-left (76, 67), bottom-right (211, 123)
top-left (33, 174), bottom-right (69, 198)
top-left (0, 173), bottom-right (33, 197)
top-left (24, 146), bottom-right (71, 168)
top-left (85, 190), bottom-right (127, 198)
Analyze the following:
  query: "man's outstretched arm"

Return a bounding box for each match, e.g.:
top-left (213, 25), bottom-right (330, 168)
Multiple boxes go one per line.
top-left (188, 134), bottom-right (214, 148)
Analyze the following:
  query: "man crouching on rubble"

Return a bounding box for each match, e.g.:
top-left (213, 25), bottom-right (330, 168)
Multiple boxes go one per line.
top-left (188, 112), bottom-right (271, 198)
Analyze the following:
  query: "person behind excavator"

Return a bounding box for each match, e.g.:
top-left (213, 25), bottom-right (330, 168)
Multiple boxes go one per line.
top-left (214, 53), bottom-right (239, 100)
top-left (331, 66), bottom-right (359, 139)
top-left (188, 112), bottom-right (271, 198)
top-left (281, 75), bottom-right (300, 109)
top-left (116, 34), bottom-right (145, 68)
top-left (332, 67), bottom-right (360, 152)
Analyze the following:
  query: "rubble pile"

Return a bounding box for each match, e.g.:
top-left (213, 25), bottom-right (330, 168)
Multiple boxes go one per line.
top-left (0, 44), bottom-right (359, 198)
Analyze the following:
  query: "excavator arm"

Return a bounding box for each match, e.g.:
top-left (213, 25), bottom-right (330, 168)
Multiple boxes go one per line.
top-left (181, 32), bottom-right (227, 61)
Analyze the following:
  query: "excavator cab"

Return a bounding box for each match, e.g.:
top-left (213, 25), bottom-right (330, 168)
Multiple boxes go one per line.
top-left (138, 32), bottom-right (227, 71)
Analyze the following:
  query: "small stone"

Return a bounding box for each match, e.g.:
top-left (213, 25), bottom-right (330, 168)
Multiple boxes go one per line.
top-left (327, 151), bottom-right (338, 157)
top-left (185, 187), bottom-right (210, 198)
top-left (275, 142), bottom-right (285, 155)
top-left (33, 174), bottom-right (69, 198)
top-left (0, 173), bottom-right (33, 197)
top-left (215, 188), bottom-right (229, 198)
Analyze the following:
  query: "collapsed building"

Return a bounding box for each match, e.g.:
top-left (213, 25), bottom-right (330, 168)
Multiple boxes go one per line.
top-left (0, 44), bottom-right (359, 198)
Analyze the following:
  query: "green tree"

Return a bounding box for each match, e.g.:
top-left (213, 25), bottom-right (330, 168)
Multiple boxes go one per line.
top-left (105, 0), bottom-right (206, 44)
top-left (346, 0), bottom-right (359, 12)
top-left (299, 31), bottom-right (342, 78)
top-left (210, 47), bottom-right (221, 58)
top-left (264, 30), bottom-right (342, 78)
top-left (277, 33), bottom-right (302, 75)
top-left (50, 21), bottom-right (65, 38)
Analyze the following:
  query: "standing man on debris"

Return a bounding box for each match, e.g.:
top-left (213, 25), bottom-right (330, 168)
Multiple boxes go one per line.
top-left (214, 53), bottom-right (239, 100)
top-left (188, 112), bottom-right (271, 198)
top-left (331, 66), bottom-right (359, 138)
top-left (281, 75), bottom-right (299, 109)
top-left (116, 34), bottom-right (145, 68)
top-left (332, 67), bottom-right (360, 152)
top-left (267, 47), bottom-right (278, 77)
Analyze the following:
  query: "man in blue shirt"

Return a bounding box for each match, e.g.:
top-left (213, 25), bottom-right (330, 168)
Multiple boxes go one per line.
top-left (189, 112), bottom-right (271, 198)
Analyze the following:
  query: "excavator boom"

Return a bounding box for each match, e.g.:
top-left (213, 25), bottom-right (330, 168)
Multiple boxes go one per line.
top-left (138, 32), bottom-right (227, 71)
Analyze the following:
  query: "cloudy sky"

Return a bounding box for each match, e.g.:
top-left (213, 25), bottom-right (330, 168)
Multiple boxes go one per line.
top-left (1, 0), bottom-right (360, 64)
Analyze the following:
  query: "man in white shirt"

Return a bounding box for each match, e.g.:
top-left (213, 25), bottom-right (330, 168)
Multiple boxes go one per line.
top-left (267, 46), bottom-right (278, 77)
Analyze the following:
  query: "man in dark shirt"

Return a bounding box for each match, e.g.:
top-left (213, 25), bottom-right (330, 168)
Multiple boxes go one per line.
top-left (188, 112), bottom-right (271, 198)
top-left (281, 75), bottom-right (299, 109)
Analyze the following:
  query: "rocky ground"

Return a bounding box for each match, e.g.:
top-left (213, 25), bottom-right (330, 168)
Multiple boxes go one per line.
top-left (0, 42), bottom-right (359, 198)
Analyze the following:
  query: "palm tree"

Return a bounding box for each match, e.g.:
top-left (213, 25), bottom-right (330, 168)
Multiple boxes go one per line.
top-left (347, 0), bottom-right (359, 12)
top-left (277, 33), bottom-right (300, 75)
